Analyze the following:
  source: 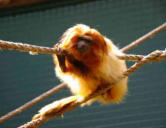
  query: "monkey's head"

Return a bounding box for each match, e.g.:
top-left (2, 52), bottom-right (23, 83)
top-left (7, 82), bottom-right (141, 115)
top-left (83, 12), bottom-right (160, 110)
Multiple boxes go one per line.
top-left (54, 24), bottom-right (109, 74)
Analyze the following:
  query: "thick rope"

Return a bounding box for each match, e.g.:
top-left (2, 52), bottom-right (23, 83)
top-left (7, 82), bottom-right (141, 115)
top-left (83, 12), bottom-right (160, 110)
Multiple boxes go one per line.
top-left (0, 40), bottom-right (66, 55)
top-left (0, 23), bottom-right (166, 55)
top-left (117, 50), bottom-right (166, 62)
top-left (18, 117), bottom-right (46, 128)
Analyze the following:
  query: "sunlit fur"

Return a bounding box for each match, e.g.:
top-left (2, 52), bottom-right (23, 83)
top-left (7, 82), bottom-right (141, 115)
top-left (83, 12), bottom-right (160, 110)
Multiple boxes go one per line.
top-left (53, 24), bottom-right (128, 104)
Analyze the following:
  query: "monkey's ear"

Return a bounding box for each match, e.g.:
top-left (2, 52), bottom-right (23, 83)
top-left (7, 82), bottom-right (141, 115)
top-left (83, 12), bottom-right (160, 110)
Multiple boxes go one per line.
top-left (57, 54), bottom-right (66, 72)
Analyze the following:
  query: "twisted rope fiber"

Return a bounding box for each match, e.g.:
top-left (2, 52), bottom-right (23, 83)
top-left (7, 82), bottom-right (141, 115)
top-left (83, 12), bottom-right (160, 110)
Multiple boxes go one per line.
top-left (18, 49), bottom-right (166, 128)
top-left (18, 118), bottom-right (45, 128)
top-left (0, 40), bottom-right (66, 55)
top-left (0, 22), bottom-right (166, 124)
top-left (117, 50), bottom-right (166, 62)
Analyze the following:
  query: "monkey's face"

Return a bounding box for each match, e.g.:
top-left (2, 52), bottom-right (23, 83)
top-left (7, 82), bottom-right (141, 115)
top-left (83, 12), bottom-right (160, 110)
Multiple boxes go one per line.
top-left (55, 24), bottom-right (108, 74)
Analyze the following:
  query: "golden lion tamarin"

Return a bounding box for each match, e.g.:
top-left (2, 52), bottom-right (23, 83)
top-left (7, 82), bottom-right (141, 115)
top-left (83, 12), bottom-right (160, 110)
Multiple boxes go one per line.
top-left (33, 24), bottom-right (128, 120)
top-left (53, 24), bottom-right (128, 104)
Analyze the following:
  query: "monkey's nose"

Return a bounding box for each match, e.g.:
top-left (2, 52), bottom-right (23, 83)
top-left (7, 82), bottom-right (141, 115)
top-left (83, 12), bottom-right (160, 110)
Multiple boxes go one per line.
top-left (77, 40), bottom-right (90, 53)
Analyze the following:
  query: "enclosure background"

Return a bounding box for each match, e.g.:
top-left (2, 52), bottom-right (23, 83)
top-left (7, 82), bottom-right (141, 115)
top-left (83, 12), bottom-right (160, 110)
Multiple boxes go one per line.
top-left (0, 0), bottom-right (166, 128)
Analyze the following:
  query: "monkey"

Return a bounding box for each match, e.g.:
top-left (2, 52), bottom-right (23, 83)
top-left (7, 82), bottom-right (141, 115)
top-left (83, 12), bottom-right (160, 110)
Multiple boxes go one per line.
top-left (53, 24), bottom-right (128, 104)
top-left (32, 24), bottom-right (128, 120)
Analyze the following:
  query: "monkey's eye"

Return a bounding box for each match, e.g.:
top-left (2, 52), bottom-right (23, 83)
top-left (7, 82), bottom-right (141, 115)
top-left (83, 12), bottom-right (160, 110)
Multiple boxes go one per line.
top-left (77, 35), bottom-right (93, 53)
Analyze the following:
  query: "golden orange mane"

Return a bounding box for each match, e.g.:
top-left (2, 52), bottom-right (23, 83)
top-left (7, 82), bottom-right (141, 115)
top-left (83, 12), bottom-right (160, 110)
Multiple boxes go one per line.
top-left (54, 24), bottom-right (109, 75)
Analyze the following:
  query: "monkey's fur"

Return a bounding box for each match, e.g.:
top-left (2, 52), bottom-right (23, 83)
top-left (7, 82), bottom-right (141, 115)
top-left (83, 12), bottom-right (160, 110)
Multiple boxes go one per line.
top-left (33, 24), bottom-right (128, 120)
top-left (54, 24), bottom-right (128, 104)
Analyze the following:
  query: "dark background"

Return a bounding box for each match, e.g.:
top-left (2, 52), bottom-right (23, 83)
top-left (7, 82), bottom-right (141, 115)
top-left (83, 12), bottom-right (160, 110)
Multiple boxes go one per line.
top-left (0, 0), bottom-right (166, 128)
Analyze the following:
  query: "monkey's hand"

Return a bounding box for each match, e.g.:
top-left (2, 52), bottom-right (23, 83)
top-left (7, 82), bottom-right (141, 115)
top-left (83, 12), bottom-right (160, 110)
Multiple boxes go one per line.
top-left (32, 96), bottom-right (80, 120)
